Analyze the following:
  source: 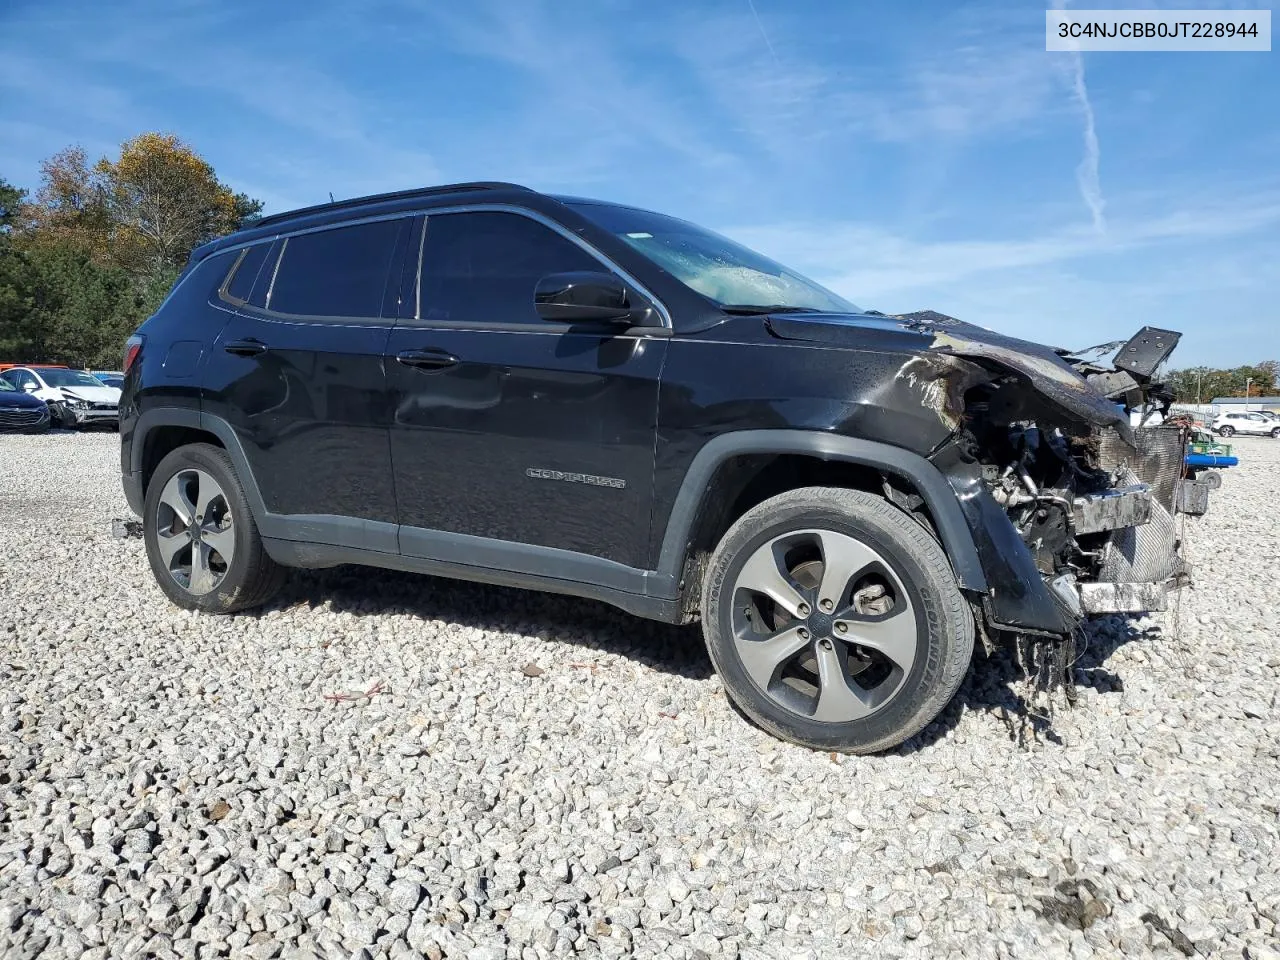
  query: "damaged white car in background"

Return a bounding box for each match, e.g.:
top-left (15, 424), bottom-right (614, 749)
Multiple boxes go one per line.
top-left (0, 366), bottom-right (121, 429)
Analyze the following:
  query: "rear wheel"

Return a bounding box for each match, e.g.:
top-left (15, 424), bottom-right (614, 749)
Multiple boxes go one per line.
top-left (143, 443), bottom-right (285, 613)
top-left (1271, 427), bottom-right (1280, 439)
top-left (1218, 425), bottom-right (1235, 437)
top-left (701, 487), bottom-right (974, 754)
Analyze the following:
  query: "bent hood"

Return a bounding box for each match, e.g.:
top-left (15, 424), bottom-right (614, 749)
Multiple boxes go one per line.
top-left (53, 384), bottom-right (121, 405)
top-left (766, 310), bottom-right (1133, 441)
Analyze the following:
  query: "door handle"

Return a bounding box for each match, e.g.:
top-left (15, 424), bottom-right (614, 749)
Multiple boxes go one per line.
top-left (396, 349), bottom-right (459, 371)
top-left (224, 339), bottom-right (267, 357)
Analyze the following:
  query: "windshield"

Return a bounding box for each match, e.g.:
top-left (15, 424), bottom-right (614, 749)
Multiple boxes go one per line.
top-left (0, 378), bottom-right (14, 392)
top-left (36, 368), bottom-right (106, 388)
top-left (569, 202), bottom-right (859, 314)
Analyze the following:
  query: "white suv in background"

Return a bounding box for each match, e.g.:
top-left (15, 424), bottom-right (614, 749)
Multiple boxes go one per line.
top-left (1213, 410), bottom-right (1280, 438)
top-left (0, 366), bottom-right (121, 428)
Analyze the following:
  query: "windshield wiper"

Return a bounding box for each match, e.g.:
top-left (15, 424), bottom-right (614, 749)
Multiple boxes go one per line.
top-left (719, 304), bottom-right (822, 316)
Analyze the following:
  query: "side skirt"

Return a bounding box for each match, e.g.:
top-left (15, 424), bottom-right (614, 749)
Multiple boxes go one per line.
top-left (261, 537), bottom-right (687, 624)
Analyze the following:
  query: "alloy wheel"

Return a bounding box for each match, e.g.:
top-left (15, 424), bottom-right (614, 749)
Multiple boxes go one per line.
top-left (730, 529), bottom-right (918, 723)
top-left (154, 468), bottom-right (236, 596)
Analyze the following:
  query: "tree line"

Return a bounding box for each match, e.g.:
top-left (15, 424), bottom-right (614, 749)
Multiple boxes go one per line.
top-left (0, 133), bottom-right (261, 369)
top-left (2, 134), bottom-right (1275, 389)
top-left (1163, 362), bottom-right (1278, 403)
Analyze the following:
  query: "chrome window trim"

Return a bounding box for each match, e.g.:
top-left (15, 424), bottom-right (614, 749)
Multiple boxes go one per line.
top-left (264, 237), bottom-right (286, 310)
top-left (415, 214), bottom-right (428, 320)
top-left (235, 204), bottom-right (672, 330)
top-left (217, 246), bottom-right (263, 307)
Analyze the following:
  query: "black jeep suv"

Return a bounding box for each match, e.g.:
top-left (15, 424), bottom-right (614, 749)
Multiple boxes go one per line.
top-left (120, 182), bottom-right (1210, 753)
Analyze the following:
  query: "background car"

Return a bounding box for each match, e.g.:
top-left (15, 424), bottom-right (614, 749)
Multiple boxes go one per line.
top-left (0, 366), bottom-right (121, 429)
top-left (1213, 410), bottom-right (1280, 438)
top-left (0, 376), bottom-right (51, 433)
top-left (92, 371), bottom-right (126, 389)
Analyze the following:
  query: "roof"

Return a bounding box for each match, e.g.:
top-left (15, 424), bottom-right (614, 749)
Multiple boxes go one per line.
top-left (1211, 396), bottom-right (1280, 404)
top-left (189, 181), bottom-right (542, 266)
top-left (250, 181), bottom-right (533, 230)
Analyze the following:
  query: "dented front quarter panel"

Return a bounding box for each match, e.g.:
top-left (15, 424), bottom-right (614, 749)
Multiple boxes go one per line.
top-left (648, 317), bottom-right (976, 565)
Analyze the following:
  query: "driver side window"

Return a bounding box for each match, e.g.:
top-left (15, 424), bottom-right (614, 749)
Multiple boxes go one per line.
top-left (415, 211), bottom-right (605, 326)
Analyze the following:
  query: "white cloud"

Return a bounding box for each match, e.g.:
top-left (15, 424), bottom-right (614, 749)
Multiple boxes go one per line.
top-left (721, 187), bottom-right (1280, 363)
top-left (1050, 0), bottom-right (1106, 231)
top-left (407, 0), bottom-right (746, 189)
top-left (727, 189), bottom-right (1280, 301)
top-left (1060, 50), bottom-right (1105, 231)
top-left (669, 7), bottom-right (1065, 151)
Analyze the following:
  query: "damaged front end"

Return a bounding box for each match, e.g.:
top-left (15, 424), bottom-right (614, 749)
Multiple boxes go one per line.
top-left (763, 308), bottom-right (1212, 692)
top-left (906, 317), bottom-right (1207, 666)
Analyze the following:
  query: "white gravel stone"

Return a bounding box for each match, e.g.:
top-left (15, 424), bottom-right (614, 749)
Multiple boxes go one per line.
top-left (1, 431), bottom-right (1279, 958)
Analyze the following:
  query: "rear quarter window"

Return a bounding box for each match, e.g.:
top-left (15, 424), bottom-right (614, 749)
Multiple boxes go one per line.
top-left (222, 243), bottom-right (274, 305)
top-left (267, 219), bottom-right (404, 319)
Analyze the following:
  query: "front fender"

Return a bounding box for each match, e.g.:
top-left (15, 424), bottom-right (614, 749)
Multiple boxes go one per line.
top-left (654, 430), bottom-right (988, 594)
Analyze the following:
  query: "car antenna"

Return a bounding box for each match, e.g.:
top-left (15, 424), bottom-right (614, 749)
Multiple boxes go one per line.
top-left (329, 192), bottom-right (335, 204)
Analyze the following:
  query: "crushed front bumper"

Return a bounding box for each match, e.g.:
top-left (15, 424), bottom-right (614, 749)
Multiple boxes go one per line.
top-left (52, 401), bottom-right (118, 427)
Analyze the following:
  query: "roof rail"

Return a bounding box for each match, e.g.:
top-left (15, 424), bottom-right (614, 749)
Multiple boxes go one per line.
top-left (249, 181), bottom-right (534, 230)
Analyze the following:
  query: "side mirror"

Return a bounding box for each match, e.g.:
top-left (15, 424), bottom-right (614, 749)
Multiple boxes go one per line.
top-left (535, 271), bottom-right (634, 324)
top-left (22, 382), bottom-right (38, 392)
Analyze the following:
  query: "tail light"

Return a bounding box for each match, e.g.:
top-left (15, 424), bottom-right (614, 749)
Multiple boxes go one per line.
top-left (124, 334), bottom-right (145, 373)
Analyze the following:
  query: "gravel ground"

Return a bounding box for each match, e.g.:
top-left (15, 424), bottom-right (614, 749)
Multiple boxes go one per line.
top-left (2, 431), bottom-right (1278, 960)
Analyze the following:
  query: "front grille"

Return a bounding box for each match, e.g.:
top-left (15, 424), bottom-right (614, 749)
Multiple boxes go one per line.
top-left (89, 402), bottom-right (117, 411)
top-left (1098, 425), bottom-right (1185, 512)
top-left (0, 407), bottom-right (49, 428)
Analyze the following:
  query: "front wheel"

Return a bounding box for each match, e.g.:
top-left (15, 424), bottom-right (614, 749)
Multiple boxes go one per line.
top-left (701, 487), bottom-right (974, 754)
top-left (1271, 428), bottom-right (1280, 439)
top-left (1218, 426), bottom-right (1235, 437)
top-left (143, 443), bottom-right (285, 613)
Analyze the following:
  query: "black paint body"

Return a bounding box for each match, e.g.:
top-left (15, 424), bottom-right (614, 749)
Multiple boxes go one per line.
top-left (121, 183), bottom-right (1102, 632)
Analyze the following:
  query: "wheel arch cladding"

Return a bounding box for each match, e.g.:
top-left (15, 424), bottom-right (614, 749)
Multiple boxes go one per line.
top-left (658, 431), bottom-right (988, 599)
top-left (128, 410), bottom-right (268, 523)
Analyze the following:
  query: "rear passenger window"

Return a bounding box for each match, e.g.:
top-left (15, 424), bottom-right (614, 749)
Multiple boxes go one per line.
top-left (223, 243), bottom-right (272, 304)
top-left (418, 211), bottom-right (604, 324)
top-left (268, 219), bottom-right (403, 319)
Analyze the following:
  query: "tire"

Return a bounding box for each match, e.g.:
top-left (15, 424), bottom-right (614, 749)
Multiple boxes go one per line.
top-left (701, 486), bottom-right (974, 754)
top-left (143, 443), bottom-right (286, 613)
top-left (1271, 428), bottom-right (1280, 439)
top-left (1218, 426), bottom-right (1234, 437)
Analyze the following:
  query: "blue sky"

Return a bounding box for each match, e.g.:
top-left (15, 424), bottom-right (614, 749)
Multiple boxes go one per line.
top-left (1, 0), bottom-right (1276, 366)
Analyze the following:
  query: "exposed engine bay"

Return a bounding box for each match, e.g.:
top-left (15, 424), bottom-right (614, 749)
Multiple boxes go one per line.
top-left (964, 380), bottom-right (1189, 618)
top-left (917, 320), bottom-right (1208, 639)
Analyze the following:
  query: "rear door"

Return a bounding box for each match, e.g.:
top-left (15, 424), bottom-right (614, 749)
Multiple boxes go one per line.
top-left (203, 218), bottom-right (410, 548)
top-left (386, 209), bottom-right (667, 571)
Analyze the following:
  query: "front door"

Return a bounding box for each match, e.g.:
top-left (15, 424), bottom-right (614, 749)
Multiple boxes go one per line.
top-left (203, 218), bottom-right (411, 549)
top-left (386, 209), bottom-right (667, 571)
